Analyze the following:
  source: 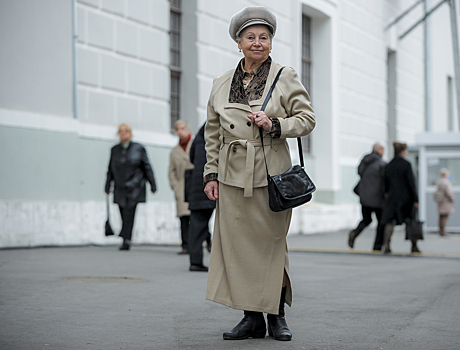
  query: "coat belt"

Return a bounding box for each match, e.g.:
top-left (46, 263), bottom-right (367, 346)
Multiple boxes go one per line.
top-left (222, 135), bottom-right (282, 198)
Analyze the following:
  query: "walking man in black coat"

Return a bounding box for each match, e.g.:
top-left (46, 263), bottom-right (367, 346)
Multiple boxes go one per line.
top-left (380, 142), bottom-right (420, 254)
top-left (349, 142), bottom-right (386, 250)
top-left (105, 123), bottom-right (157, 250)
top-left (187, 123), bottom-right (215, 271)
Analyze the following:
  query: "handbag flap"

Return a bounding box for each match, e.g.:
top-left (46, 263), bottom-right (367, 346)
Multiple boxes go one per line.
top-left (270, 165), bottom-right (316, 200)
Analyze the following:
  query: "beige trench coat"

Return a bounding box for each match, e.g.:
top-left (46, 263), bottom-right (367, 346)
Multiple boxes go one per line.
top-left (436, 177), bottom-right (455, 215)
top-left (204, 61), bottom-right (315, 314)
top-left (168, 139), bottom-right (194, 217)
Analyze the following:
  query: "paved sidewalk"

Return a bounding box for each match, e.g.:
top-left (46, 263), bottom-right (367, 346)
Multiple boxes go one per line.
top-left (0, 229), bottom-right (459, 350)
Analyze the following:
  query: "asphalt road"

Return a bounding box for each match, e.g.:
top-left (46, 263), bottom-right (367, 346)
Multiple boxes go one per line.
top-left (0, 229), bottom-right (459, 350)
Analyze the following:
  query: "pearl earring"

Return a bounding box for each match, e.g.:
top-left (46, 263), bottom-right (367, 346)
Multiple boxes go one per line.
top-left (239, 49), bottom-right (241, 52)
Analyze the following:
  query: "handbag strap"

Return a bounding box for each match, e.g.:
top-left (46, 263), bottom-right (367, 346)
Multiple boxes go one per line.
top-left (258, 67), bottom-right (304, 176)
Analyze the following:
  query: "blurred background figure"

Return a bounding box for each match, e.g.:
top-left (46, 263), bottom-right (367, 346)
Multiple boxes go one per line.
top-left (169, 120), bottom-right (194, 254)
top-left (434, 168), bottom-right (455, 236)
top-left (105, 123), bottom-right (157, 250)
top-left (380, 142), bottom-right (419, 254)
top-left (349, 142), bottom-right (386, 251)
top-left (187, 123), bottom-right (214, 272)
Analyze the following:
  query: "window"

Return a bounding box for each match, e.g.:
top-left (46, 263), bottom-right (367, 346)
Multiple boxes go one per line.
top-left (170, 0), bottom-right (181, 129)
top-left (301, 15), bottom-right (312, 153)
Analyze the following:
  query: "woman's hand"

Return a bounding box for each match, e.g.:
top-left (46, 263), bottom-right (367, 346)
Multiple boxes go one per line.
top-left (248, 112), bottom-right (272, 132)
top-left (204, 180), bottom-right (219, 201)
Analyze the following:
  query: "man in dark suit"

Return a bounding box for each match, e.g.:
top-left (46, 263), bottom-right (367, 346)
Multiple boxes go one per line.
top-left (349, 142), bottom-right (387, 250)
top-left (380, 142), bottom-right (419, 254)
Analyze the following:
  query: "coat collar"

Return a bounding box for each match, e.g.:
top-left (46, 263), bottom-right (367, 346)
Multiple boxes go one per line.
top-left (222, 60), bottom-right (282, 113)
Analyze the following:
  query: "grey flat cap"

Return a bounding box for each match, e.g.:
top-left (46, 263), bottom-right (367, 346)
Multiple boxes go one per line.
top-left (229, 6), bottom-right (277, 42)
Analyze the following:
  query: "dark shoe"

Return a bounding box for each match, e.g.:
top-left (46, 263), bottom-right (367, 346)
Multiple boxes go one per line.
top-left (267, 287), bottom-right (292, 341)
top-left (119, 242), bottom-right (130, 251)
top-left (348, 230), bottom-right (357, 248)
top-left (267, 315), bottom-right (292, 341)
top-left (223, 311), bottom-right (266, 340)
top-left (411, 244), bottom-right (421, 253)
top-left (177, 249), bottom-right (189, 255)
top-left (189, 264), bottom-right (208, 272)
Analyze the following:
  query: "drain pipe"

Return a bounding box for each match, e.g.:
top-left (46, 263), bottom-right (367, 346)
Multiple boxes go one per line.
top-left (424, 0), bottom-right (432, 131)
top-left (72, 0), bottom-right (78, 119)
top-left (449, 0), bottom-right (460, 127)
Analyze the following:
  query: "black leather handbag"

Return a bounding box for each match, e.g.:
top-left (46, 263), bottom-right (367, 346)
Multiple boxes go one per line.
top-left (405, 207), bottom-right (424, 241)
top-left (259, 67), bottom-right (316, 212)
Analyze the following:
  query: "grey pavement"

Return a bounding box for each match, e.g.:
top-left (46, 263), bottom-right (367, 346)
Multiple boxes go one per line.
top-left (0, 228), bottom-right (459, 350)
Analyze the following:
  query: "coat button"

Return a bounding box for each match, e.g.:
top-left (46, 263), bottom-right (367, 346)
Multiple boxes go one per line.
top-left (247, 121), bottom-right (252, 127)
top-left (230, 124), bottom-right (235, 129)
top-left (233, 147), bottom-right (237, 153)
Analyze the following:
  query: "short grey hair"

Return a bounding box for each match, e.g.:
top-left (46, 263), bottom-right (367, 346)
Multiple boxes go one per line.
top-left (372, 142), bottom-right (385, 152)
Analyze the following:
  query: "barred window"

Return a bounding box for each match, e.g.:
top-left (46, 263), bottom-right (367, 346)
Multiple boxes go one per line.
top-left (170, 0), bottom-right (181, 129)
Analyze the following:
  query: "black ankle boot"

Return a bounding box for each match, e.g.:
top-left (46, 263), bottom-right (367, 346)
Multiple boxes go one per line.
top-left (223, 311), bottom-right (266, 340)
top-left (267, 287), bottom-right (292, 341)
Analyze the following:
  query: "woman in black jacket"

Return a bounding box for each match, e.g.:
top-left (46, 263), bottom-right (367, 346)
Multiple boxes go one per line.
top-left (105, 123), bottom-right (157, 250)
top-left (380, 142), bottom-right (419, 254)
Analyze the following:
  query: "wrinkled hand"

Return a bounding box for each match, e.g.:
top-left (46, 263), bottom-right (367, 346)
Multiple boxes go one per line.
top-left (248, 111), bottom-right (272, 132)
top-left (204, 180), bottom-right (219, 201)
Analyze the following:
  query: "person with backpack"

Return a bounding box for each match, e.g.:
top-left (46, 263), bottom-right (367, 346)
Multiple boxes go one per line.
top-left (348, 142), bottom-right (387, 251)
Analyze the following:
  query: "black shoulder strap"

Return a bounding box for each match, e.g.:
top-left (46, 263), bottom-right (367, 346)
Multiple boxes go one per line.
top-left (258, 67), bottom-right (305, 176)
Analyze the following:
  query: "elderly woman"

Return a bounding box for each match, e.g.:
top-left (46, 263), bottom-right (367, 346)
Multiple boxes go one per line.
top-left (105, 123), bottom-right (157, 250)
top-left (203, 6), bottom-right (315, 341)
top-left (435, 168), bottom-right (455, 236)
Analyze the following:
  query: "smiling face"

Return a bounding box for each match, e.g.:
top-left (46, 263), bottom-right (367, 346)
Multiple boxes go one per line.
top-left (238, 24), bottom-right (272, 67)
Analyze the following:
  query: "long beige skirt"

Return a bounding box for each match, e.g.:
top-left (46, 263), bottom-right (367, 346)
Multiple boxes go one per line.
top-left (206, 182), bottom-right (292, 315)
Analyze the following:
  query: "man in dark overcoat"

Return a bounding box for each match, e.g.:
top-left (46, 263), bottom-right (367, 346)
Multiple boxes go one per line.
top-left (187, 123), bottom-right (215, 271)
top-left (105, 123), bottom-right (157, 250)
top-left (349, 142), bottom-right (387, 250)
top-left (379, 142), bottom-right (419, 254)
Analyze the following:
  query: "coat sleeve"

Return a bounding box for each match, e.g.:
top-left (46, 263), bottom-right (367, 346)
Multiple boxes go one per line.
top-left (443, 180), bottom-right (455, 203)
top-left (276, 67), bottom-right (316, 138)
top-left (105, 149), bottom-right (113, 193)
top-left (204, 78), bottom-right (221, 178)
top-left (189, 137), bottom-right (197, 165)
top-left (406, 163), bottom-right (419, 203)
top-left (168, 150), bottom-right (179, 190)
top-left (140, 146), bottom-right (156, 193)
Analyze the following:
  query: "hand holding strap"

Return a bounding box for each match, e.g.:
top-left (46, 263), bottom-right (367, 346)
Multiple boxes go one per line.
top-left (258, 67), bottom-right (304, 176)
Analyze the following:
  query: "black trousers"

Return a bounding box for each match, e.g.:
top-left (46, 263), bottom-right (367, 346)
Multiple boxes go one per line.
top-left (354, 206), bottom-right (384, 250)
top-left (118, 204), bottom-right (138, 241)
top-left (180, 215), bottom-right (190, 250)
top-left (189, 209), bottom-right (214, 266)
